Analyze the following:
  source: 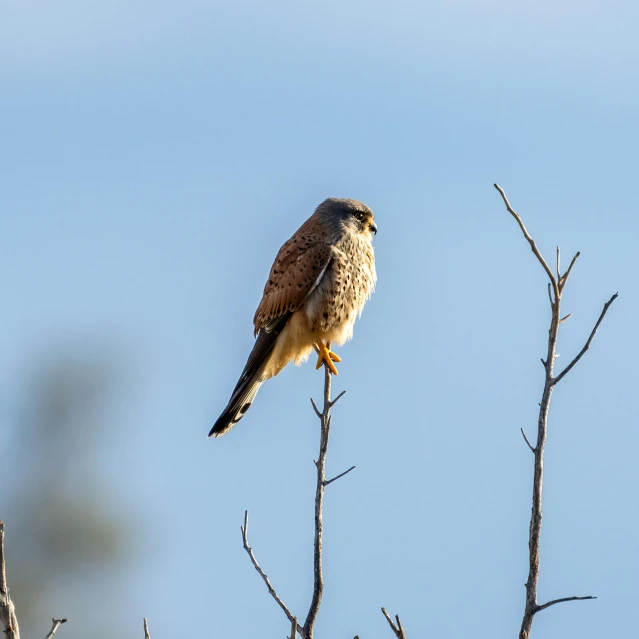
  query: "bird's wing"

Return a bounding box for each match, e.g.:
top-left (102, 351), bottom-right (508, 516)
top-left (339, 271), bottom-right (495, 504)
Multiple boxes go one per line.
top-left (253, 223), bottom-right (333, 334)
top-left (229, 312), bottom-right (292, 397)
top-left (209, 225), bottom-right (333, 437)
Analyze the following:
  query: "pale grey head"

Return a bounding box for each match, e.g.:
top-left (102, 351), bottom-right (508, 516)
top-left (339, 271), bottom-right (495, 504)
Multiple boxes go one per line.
top-left (314, 198), bottom-right (378, 238)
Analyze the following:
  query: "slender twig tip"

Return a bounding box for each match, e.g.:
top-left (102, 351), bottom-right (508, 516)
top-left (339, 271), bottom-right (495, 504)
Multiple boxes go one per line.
top-left (553, 292), bottom-right (618, 385)
top-left (324, 465), bottom-right (356, 487)
top-left (329, 390), bottom-right (347, 408)
top-left (520, 428), bottom-right (536, 454)
top-left (310, 397), bottom-right (322, 418)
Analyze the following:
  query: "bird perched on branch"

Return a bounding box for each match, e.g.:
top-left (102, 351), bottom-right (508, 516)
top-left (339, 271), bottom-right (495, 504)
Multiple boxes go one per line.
top-left (209, 198), bottom-right (377, 437)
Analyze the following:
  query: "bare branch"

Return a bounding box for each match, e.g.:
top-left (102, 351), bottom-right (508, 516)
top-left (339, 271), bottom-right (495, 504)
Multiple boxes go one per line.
top-left (329, 390), bottom-right (347, 409)
top-left (520, 428), bottom-right (536, 453)
top-left (303, 364), bottom-right (332, 638)
top-left (559, 314), bottom-right (572, 324)
top-left (494, 183), bottom-right (559, 300)
top-left (553, 293), bottom-right (618, 385)
top-left (396, 615), bottom-right (406, 637)
top-left (240, 353), bottom-right (346, 639)
top-left (496, 185), bottom-right (614, 639)
top-left (44, 618), bottom-right (67, 639)
top-left (240, 511), bottom-right (303, 635)
top-left (381, 608), bottom-right (406, 639)
top-left (310, 398), bottom-right (322, 419)
top-left (143, 618), bottom-right (151, 639)
top-left (536, 595), bottom-right (596, 613)
top-left (560, 252), bottom-right (580, 290)
top-left (324, 466), bottom-right (356, 487)
top-left (0, 522), bottom-right (20, 639)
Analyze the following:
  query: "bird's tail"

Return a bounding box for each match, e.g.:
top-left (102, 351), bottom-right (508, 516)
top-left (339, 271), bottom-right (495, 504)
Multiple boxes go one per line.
top-left (209, 373), bottom-right (265, 437)
top-left (209, 312), bottom-right (292, 438)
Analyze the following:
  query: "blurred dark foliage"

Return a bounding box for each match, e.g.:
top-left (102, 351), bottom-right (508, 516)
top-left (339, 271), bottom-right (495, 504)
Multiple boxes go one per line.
top-left (0, 350), bottom-right (130, 637)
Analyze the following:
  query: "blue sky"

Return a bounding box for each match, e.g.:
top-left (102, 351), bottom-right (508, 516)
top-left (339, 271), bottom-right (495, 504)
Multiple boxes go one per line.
top-left (1, 0), bottom-right (637, 637)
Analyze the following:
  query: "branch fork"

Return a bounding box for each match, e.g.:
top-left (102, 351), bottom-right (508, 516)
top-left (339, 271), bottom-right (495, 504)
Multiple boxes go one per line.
top-left (381, 608), bottom-right (407, 639)
top-left (240, 363), bottom-right (354, 639)
top-left (495, 184), bottom-right (615, 639)
top-left (44, 618), bottom-right (68, 639)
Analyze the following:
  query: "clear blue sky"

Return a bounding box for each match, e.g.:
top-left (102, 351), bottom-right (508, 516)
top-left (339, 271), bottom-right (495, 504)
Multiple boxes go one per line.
top-left (2, 0), bottom-right (637, 636)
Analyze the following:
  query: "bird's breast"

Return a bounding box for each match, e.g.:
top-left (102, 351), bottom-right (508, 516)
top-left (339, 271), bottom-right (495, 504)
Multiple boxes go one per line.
top-left (304, 234), bottom-right (376, 345)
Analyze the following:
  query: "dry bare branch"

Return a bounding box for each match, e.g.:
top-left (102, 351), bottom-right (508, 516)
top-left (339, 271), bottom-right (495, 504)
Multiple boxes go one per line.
top-left (552, 293), bottom-right (618, 385)
top-left (520, 428), bottom-right (536, 453)
top-left (329, 389), bottom-right (347, 408)
top-left (0, 522), bottom-right (20, 639)
top-left (494, 183), bottom-right (559, 301)
top-left (44, 618), bottom-right (67, 639)
top-left (310, 398), bottom-right (322, 419)
top-left (239, 347), bottom-right (350, 638)
top-left (560, 251), bottom-right (580, 290)
top-left (536, 595), bottom-right (597, 613)
top-left (303, 363), bottom-right (333, 638)
top-left (240, 511), bottom-right (303, 635)
top-left (289, 617), bottom-right (298, 639)
top-left (381, 608), bottom-right (407, 639)
top-left (143, 618), bottom-right (151, 639)
top-left (495, 184), bottom-right (615, 639)
top-left (324, 465), bottom-right (356, 487)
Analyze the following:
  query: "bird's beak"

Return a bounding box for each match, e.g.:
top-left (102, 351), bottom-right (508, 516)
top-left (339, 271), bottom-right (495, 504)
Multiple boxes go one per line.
top-left (369, 221), bottom-right (378, 235)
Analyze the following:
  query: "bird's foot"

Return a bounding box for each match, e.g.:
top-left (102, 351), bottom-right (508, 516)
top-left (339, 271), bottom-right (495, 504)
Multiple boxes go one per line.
top-left (315, 342), bottom-right (341, 375)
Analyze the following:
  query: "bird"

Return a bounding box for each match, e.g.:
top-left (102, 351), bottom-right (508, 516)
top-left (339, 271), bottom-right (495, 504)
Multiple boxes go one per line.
top-left (209, 198), bottom-right (377, 438)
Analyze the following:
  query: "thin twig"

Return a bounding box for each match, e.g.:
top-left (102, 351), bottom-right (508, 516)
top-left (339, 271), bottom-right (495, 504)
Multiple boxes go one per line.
top-left (381, 608), bottom-right (407, 639)
top-left (536, 595), bottom-right (597, 613)
top-left (240, 511), bottom-right (303, 635)
top-left (0, 522), bottom-right (20, 639)
top-left (44, 618), bottom-right (67, 639)
top-left (494, 183), bottom-right (559, 300)
top-left (552, 293), bottom-right (618, 385)
top-left (520, 428), bottom-right (536, 453)
top-left (556, 246), bottom-right (560, 281)
top-left (329, 390), bottom-right (347, 408)
top-left (560, 252), bottom-right (580, 290)
top-left (143, 618), bottom-right (151, 639)
top-left (559, 314), bottom-right (572, 324)
top-left (324, 466), bottom-right (356, 487)
top-left (310, 398), bottom-right (322, 419)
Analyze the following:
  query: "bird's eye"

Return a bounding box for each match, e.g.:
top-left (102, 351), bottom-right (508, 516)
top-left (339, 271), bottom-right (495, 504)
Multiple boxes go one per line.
top-left (353, 212), bottom-right (366, 221)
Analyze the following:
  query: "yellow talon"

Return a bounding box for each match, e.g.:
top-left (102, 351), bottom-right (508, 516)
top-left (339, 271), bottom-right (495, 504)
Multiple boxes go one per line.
top-left (315, 342), bottom-right (340, 375)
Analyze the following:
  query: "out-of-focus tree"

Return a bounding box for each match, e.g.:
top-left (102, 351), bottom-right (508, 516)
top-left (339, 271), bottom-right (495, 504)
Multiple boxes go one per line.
top-left (0, 351), bottom-right (131, 638)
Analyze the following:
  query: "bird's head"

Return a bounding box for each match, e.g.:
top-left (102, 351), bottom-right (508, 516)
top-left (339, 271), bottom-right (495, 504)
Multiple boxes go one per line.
top-left (315, 198), bottom-right (377, 239)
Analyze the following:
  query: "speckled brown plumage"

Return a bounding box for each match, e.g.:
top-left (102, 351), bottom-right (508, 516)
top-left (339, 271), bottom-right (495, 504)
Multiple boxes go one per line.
top-left (210, 198), bottom-right (377, 437)
top-left (253, 220), bottom-right (332, 332)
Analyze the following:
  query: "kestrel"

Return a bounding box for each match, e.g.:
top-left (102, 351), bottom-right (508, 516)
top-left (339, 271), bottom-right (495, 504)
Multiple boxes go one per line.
top-left (209, 198), bottom-right (377, 437)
